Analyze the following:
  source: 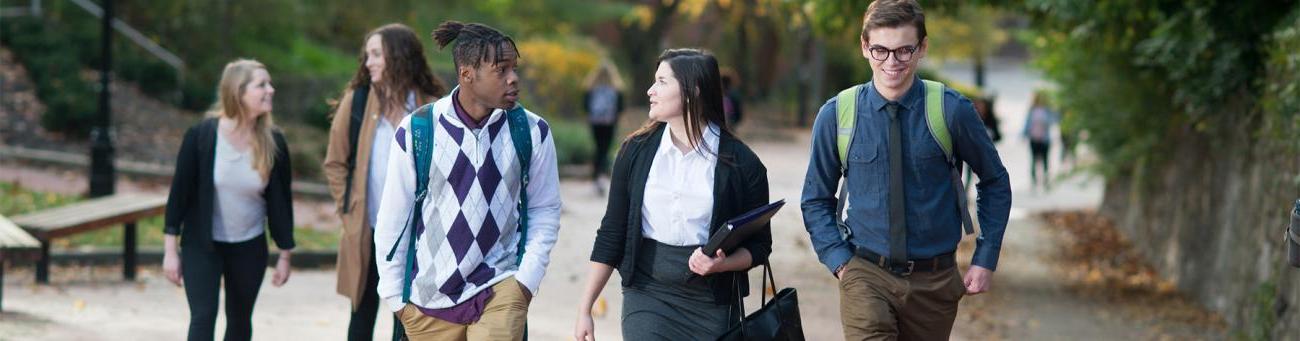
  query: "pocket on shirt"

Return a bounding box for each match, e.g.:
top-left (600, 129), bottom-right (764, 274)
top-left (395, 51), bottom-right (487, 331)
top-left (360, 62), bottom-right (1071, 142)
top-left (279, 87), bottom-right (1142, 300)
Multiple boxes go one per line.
top-left (845, 143), bottom-right (886, 214)
top-left (913, 139), bottom-right (952, 184)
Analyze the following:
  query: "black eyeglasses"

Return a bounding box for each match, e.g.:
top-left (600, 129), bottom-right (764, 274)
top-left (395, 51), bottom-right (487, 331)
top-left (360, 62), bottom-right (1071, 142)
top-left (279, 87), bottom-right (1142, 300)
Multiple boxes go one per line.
top-left (868, 42), bottom-right (921, 62)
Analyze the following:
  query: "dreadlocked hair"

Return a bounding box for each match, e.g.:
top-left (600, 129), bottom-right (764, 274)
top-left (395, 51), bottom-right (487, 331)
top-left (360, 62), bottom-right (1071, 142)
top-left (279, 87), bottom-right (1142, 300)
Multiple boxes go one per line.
top-left (431, 21), bottom-right (520, 70)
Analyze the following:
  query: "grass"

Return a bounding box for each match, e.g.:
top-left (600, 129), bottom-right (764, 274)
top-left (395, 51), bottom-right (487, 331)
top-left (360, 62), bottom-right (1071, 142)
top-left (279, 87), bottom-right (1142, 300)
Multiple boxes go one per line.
top-left (1, 182), bottom-right (338, 251)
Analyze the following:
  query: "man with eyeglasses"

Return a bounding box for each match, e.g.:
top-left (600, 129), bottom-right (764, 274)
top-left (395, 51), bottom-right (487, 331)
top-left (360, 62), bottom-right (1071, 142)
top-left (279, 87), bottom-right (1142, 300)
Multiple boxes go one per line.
top-left (799, 0), bottom-right (1012, 339)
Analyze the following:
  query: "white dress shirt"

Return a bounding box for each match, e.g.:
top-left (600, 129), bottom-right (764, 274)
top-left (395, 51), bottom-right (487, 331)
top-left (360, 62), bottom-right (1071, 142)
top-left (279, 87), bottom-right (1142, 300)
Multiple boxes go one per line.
top-left (641, 123), bottom-right (721, 246)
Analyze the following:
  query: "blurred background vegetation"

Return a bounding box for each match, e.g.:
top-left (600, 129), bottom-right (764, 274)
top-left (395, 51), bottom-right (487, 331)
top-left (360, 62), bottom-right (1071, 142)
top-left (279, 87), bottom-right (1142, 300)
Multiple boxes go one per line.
top-left (5, 0), bottom-right (1300, 337)
top-left (0, 0), bottom-right (1026, 178)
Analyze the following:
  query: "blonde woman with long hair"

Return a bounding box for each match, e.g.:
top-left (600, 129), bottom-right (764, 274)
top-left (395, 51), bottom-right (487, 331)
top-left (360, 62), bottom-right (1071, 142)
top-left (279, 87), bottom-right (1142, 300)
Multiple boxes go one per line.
top-left (162, 59), bottom-right (296, 341)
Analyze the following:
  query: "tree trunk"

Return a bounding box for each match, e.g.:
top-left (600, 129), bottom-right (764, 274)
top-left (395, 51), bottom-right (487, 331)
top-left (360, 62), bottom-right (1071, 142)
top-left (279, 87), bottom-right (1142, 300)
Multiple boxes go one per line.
top-left (618, 0), bottom-right (681, 106)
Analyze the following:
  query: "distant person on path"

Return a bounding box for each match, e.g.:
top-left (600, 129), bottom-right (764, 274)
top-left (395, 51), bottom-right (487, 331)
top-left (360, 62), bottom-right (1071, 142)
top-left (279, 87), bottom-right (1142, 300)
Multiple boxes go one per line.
top-left (322, 23), bottom-right (448, 341)
top-left (1022, 91), bottom-right (1058, 191)
top-left (799, 0), bottom-right (1013, 339)
top-left (372, 21), bottom-right (562, 340)
top-left (162, 59), bottom-right (296, 341)
top-left (573, 48), bottom-right (772, 341)
top-left (721, 73), bottom-right (744, 130)
top-left (583, 60), bottom-right (625, 194)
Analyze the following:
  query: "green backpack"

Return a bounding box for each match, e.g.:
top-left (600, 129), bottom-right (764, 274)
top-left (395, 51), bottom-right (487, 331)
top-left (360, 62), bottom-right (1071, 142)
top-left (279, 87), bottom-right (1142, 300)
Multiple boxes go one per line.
top-left (833, 80), bottom-right (975, 240)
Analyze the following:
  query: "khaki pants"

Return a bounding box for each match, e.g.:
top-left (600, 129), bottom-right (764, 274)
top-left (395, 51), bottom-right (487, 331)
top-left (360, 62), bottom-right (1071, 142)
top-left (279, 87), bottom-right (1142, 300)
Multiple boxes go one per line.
top-left (396, 276), bottom-right (531, 341)
top-left (838, 256), bottom-right (966, 341)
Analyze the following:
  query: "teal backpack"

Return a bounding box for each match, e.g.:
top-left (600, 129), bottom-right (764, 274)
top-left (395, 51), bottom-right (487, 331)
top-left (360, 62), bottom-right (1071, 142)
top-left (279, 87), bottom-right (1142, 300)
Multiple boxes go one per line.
top-left (833, 80), bottom-right (975, 239)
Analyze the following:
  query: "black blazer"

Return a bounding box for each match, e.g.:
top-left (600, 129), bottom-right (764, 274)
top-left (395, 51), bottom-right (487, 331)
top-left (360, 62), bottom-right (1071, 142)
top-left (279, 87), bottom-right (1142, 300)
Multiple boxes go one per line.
top-left (589, 123), bottom-right (772, 305)
top-left (164, 118), bottom-right (295, 251)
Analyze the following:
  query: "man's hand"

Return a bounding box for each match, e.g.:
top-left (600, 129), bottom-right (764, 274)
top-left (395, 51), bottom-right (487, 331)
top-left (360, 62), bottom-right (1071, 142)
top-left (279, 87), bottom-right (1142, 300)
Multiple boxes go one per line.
top-left (963, 265), bottom-right (993, 295)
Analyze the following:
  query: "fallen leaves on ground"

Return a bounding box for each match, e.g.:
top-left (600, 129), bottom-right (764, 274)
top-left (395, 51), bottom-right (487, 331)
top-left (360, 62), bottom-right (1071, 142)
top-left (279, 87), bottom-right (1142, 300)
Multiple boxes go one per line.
top-left (1041, 210), bottom-right (1226, 330)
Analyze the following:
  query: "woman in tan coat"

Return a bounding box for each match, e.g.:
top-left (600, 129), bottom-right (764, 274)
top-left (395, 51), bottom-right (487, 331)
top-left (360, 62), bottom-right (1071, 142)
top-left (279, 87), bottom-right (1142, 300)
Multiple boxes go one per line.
top-left (323, 23), bottom-right (447, 341)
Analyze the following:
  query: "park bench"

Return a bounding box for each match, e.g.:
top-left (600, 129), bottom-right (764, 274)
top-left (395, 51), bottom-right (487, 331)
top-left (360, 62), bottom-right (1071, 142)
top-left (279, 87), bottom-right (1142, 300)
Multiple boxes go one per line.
top-left (1, 214), bottom-right (41, 311)
top-left (9, 193), bottom-right (167, 284)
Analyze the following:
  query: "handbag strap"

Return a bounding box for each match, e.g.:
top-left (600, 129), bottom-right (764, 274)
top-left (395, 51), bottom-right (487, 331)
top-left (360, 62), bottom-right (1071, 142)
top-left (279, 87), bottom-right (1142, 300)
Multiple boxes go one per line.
top-left (729, 262), bottom-right (781, 326)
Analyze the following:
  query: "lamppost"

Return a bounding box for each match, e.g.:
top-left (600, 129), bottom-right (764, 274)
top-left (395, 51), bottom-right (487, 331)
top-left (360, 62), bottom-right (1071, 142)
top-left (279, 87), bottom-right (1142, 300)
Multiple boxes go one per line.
top-left (88, 0), bottom-right (114, 197)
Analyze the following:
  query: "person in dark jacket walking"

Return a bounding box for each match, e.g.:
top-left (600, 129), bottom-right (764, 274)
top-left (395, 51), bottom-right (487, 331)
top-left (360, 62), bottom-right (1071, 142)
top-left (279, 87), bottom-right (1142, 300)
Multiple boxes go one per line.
top-left (574, 48), bottom-right (772, 341)
top-left (583, 60), bottom-right (625, 194)
top-left (162, 59), bottom-right (296, 341)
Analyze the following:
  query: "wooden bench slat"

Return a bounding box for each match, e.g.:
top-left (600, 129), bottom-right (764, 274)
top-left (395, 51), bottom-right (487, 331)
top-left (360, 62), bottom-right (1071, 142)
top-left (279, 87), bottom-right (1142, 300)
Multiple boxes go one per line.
top-left (0, 215), bottom-right (40, 248)
top-left (12, 194), bottom-right (167, 232)
top-left (12, 194), bottom-right (160, 223)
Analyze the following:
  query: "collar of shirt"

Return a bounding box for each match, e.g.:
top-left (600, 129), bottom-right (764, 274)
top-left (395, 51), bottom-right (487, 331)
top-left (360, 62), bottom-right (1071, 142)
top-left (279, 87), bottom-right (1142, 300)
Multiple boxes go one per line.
top-left (657, 122), bottom-right (722, 161)
top-left (868, 75), bottom-right (926, 114)
top-left (452, 88), bottom-right (490, 129)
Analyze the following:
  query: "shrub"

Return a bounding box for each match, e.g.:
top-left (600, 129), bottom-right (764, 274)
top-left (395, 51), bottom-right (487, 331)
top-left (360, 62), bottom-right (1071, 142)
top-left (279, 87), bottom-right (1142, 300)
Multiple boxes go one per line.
top-left (516, 37), bottom-right (603, 120)
top-left (1, 17), bottom-right (98, 136)
top-left (548, 118), bottom-right (594, 166)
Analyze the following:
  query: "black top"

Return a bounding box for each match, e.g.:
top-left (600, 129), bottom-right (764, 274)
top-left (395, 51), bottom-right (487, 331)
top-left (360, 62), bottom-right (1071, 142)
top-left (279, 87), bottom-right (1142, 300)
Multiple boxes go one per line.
top-left (589, 123), bottom-right (771, 304)
top-left (163, 118), bottom-right (295, 251)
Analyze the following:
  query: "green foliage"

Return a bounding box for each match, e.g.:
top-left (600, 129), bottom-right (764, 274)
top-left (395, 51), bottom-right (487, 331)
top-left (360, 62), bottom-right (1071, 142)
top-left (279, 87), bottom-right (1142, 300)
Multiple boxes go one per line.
top-left (548, 119), bottom-right (595, 166)
top-left (516, 36), bottom-right (604, 119)
top-left (1024, 0), bottom-right (1296, 176)
top-left (0, 17), bottom-right (97, 136)
top-left (1260, 8), bottom-right (1300, 153)
top-left (1235, 280), bottom-right (1279, 340)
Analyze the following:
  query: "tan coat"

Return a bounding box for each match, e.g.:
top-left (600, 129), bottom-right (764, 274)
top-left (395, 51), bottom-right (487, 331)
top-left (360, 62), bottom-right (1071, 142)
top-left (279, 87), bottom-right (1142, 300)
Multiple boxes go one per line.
top-left (323, 88), bottom-right (436, 310)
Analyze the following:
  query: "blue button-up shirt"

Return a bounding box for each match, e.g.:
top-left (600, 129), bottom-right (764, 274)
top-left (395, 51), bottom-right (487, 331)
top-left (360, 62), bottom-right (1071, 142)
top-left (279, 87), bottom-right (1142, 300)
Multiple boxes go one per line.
top-left (800, 77), bottom-right (1012, 273)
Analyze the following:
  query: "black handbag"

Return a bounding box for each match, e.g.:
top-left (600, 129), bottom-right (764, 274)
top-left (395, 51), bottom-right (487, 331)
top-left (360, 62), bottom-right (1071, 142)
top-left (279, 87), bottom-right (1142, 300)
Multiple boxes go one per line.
top-left (717, 264), bottom-right (805, 341)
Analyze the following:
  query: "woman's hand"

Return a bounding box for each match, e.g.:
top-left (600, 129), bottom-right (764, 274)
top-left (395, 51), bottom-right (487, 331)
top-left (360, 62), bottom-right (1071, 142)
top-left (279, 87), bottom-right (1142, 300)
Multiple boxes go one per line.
top-left (162, 234), bottom-right (183, 286)
top-left (162, 250), bottom-right (183, 287)
top-left (574, 311), bottom-right (596, 341)
top-left (689, 248), bottom-right (729, 275)
top-left (272, 251), bottom-right (292, 287)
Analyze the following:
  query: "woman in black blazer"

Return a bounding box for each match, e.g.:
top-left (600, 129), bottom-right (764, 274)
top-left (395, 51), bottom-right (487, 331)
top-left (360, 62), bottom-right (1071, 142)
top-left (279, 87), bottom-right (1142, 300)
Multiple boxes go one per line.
top-left (573, 49), bottom-right (772, 341)
top-left (162, 59), bottom-right (296, 341)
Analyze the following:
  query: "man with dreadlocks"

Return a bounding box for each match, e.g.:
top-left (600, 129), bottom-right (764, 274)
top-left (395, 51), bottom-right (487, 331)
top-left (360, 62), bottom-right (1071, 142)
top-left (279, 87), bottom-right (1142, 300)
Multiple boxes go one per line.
top-left (372, 20), bottom-right (562, 340)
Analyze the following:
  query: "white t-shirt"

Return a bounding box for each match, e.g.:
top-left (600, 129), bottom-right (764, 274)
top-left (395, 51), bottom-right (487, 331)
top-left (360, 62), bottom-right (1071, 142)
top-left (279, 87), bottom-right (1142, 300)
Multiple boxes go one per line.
top-left (211, 131), bottom-right (268, 243)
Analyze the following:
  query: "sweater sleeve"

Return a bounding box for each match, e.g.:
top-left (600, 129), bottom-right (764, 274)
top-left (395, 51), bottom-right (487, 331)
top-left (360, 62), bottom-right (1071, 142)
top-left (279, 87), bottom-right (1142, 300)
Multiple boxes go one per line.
top-left (374, 115), bottom-right (418, 312)
top-left (513, 117), bottom-right (564, 296)
top-left (265, 131), bottom-right (296, 250)
top-left (164, 125), bottom-right (200, 235)
top-left (738, 152), bottom-right (772, 268)
top-left (590, 140), bottom-right (635, 267)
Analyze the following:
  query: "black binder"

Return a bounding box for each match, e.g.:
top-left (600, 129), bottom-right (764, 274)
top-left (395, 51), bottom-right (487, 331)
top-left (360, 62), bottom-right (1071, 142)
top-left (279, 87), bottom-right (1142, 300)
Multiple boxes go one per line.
top-left (702, 199), bottom-right (785, 255)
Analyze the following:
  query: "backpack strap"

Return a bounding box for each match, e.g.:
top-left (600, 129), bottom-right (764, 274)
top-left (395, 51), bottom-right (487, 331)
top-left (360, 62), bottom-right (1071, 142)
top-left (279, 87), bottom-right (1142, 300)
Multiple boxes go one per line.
top-left (341, 84), bottom-right (369, 214)
top-left (505, 106), bottom-right (532, 263)
top-left (919, 80), bottom-right (975, 235)
top-left (505, 106), bottom-right (534, 341)
top-left (385, 104), bottom-right (434, 304)
top-left (834, 85), bottom-right (862, 172)
top-left (834, 85), bottom-right (862, 240)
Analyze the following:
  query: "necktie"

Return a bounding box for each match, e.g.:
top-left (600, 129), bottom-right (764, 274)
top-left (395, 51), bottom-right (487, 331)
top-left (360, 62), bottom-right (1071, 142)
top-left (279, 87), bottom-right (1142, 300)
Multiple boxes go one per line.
top-left (886, 102), bottom-right (908, 269)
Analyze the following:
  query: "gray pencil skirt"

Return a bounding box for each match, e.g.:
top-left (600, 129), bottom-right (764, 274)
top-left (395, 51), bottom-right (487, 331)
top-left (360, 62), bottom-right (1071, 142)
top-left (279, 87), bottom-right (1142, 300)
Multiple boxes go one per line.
top-left (622, 238), bottom-right (738, 341)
